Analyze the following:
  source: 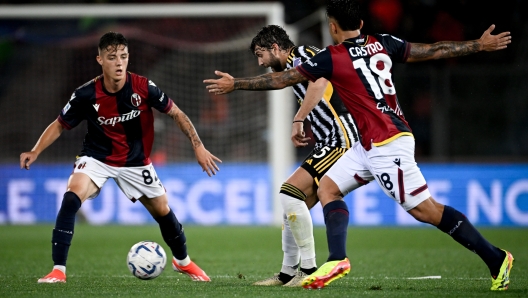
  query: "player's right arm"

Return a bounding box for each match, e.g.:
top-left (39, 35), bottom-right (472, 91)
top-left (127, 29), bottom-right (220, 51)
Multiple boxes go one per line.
top-left (291, 77), bottom-right (329, 147)
top-left (204, 68), bottom-right (308, 95)
top-left (407, 24), bottom-right (511, 63)
top-left (20, 120), bottom-right (64, 170)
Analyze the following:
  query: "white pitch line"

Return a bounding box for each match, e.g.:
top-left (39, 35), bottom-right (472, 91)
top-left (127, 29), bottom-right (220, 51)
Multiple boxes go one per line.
top-left (407, 276), bottom-right (441, 280)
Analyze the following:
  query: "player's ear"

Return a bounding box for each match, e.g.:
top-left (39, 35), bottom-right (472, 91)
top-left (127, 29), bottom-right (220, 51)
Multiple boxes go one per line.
top-left (359, 20), bottom-right (364, 30)
top-left (271, 43), bottom-right (280, 54)
top-left (96, 55), bottom-right (103, 66)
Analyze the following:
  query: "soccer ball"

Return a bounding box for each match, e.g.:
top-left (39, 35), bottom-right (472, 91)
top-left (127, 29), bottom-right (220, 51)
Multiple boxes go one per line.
top-left (127, 241), bottom-right (167, 280)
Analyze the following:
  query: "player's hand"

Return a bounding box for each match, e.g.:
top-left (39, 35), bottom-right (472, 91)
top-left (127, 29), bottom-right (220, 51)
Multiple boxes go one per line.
top-left (203, 71), bottom-right (235, 95)
top-left (291, 121), bottom-right (311, 147)
top-left (194, 144), bottom-right (222, 177)
top-left (479, 24), bottom-right (511, 51)
top-left (20, 151), bottom-right (39, 170)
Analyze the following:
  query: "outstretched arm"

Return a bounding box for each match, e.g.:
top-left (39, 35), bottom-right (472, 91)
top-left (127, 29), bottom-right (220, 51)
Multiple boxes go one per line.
top-left (204, 68), bottom-right (308, 95)
top-left (407, 24), bottom-right (511, 63)
top-left (291, 78), bottom-right (328, 147)
top-left (166, 103), bottom-right (221, 176)
top-left (20, 119), bottom-right (64, 170)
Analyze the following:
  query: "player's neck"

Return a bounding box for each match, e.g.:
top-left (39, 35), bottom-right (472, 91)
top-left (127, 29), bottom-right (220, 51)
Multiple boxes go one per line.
top-left (103, 77), bottom-right (126, 93)
top-left (338, 30), bottom-right (361, 44)
top-left (279, 47), bottom-right (294, 70)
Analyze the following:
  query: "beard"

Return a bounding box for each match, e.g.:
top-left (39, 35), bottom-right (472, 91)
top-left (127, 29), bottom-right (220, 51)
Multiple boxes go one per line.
top-left (268, 55), bottom-right (283, 72)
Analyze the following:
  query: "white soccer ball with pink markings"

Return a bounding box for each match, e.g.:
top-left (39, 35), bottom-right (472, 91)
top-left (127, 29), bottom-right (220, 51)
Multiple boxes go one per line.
top-left (127, 241), bottom-right (167, 280)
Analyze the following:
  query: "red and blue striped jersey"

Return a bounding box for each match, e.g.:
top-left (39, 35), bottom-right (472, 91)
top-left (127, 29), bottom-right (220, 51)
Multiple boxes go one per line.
top-left (297, 34), bottom-right (412, 150)
top-left (58, 72), bottom-right (173, 167)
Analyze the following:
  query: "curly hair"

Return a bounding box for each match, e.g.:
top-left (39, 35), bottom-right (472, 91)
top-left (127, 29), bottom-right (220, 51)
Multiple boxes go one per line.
top-left (98, 32), bottom-right (128, 52)
top-left (326, 0), bottom-right (362, 31)
top-left (249, 25), bottom-right (295, 54)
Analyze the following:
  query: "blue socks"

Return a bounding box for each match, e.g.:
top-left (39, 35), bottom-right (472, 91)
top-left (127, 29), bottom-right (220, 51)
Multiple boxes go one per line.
top-left (437, 205), bottom-right (505, 276)
top-left (52, 191), bottom-right (81, 266)
top-left (155, 209), bottom-right (188, 260)
top-left (323, 200), bottom-right (349, 261)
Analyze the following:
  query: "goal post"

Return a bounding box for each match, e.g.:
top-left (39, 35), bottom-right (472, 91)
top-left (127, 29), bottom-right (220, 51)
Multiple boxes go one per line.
top-left (0, 3), bottom-right (295, 225)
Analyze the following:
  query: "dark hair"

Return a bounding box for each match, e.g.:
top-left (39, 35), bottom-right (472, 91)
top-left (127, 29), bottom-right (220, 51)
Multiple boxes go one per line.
top-left (249, 25), bottom-right (295, 54)
top-left (326, 0), bottom-right (362, 31)
top-left (98, 32), bottom-right (128, 52)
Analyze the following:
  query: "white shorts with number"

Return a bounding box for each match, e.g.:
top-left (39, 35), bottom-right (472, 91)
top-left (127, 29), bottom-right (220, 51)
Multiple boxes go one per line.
top-left (325, 135), bottom-right (431, 211)
top-left (72, 156), bottom-right (165, 202)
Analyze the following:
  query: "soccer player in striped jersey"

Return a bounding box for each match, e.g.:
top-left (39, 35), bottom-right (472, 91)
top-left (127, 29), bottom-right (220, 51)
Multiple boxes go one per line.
top-left (248, 25), bottom-right (359, 287)
top-left (205, 0), bottom-right (513, 291)
top-left (20, 32), bottom-right (220, 283)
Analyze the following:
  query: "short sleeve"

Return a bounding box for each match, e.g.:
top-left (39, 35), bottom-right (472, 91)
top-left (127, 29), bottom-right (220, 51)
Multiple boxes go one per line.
top-left (147, 80), bottom-right (173, 113)
top-left (57, 90), bottom-right (86, 130)
top-left (374, 34), bottom-right (410, 63)
top-left (296, 47), bottom-right (333, 82)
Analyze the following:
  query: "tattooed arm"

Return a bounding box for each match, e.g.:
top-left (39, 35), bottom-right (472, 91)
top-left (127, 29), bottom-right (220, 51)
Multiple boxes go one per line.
top-left (407, 24), bottom-right (511, 63)
top-left (204, 68), bottom-right (308, 95)
top-left (167, 103), bottom-right (221, 176)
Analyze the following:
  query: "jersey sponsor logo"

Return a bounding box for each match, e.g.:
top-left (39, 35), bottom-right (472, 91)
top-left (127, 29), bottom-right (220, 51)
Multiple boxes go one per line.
top-left (348, 42), bottom-right (384, 57)
top-left (97, 110), bottom-right (141, 126)
top-left (158, 92), bottom-right (165, 102)
top-left (393, 158), bottom-right (401, 167)
top-left (376, 102), bottom-right (403, 116)
top-left (93, 103), bottom-right (100, 112)
top-left (131, 93), bottom-right (142, 107)
top-left (69, 93), bottom-right (76, 101)
top-left (148, 80), bottom-right (157, 87)
top-left (62, 103), bottom-right (71, 114)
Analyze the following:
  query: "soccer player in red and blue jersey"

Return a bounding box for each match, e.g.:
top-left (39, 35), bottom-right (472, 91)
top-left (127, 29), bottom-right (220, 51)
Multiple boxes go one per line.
top-left (21, 32), bottom-right (220, 283)
top-left (204, 0), bottom-right (513, 291)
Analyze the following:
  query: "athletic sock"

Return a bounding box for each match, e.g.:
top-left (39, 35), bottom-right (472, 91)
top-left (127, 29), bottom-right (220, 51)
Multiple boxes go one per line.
top-left (281, 213), bottom-right (300, 270)
top-left (300, 267), bottom-right (317, 275)
top-left (323, 200), bottom-right (349, 261)
top-left (278, 271), bottom-right (295, 284)
top-left (52, 191), bottom-right (81, 266)
top-left (279, 188), bottom-right (316, 269)
top-left (155, 209), bottom-right (188, 261)
top-left (437, 205), bottom-right (505, 276)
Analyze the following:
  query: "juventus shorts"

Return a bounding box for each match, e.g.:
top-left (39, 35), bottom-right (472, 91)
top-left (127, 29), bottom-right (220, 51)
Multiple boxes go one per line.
top-left (301, 146), bottom-right (348, 186)
top-left (72, 156), bottom-right (165, 202)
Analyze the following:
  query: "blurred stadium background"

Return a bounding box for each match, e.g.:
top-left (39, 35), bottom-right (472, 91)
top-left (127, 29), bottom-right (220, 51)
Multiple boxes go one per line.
top-left (0, 0), bottom-right (527, 227)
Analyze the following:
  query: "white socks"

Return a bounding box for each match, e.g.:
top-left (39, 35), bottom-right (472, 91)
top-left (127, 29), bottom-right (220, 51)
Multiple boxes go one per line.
top-left (174, 255), bottom-right (191, 267)
top-left (280, 193), bottom-right (317, 269)
top-left (53, 265), bottom-right (66, 274)
top-left (281, 213), bottom-right (300, 275)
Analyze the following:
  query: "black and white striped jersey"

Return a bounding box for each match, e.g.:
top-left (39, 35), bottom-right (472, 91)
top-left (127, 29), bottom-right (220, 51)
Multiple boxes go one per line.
top-left (286, 45), bottom-right (360, 151)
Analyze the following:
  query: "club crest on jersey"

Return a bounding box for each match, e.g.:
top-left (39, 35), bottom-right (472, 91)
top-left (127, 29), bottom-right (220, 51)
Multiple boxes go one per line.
top-left (131, 93), bottom-right (142, 107)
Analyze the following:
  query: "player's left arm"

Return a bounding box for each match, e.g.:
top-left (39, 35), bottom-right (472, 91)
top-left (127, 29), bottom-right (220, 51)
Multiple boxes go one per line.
top-left (407, 24), bottom-right (511, 63)
top-left (166, 103), bottom-right (221, 176)
top-left (204, 68), bottom-right (308, 95)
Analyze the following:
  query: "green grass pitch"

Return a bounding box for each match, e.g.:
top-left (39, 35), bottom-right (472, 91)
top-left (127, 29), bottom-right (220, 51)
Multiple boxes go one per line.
top-left (1, 225), bottom-right (526, 297)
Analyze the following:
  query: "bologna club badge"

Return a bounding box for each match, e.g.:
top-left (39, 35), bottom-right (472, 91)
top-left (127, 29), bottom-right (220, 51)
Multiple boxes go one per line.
top-left (131, 93), bottom-right (142, 107)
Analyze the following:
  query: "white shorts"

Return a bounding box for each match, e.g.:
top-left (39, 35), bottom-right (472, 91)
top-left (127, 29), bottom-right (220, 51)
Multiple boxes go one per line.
top-left (73, 156), bottom-right (165, 202)
top-left (325, 136), bottom-right (431, 211)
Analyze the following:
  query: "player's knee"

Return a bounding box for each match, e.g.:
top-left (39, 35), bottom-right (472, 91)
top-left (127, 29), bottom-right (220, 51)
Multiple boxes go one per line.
top-left (317, 180), bottom-right (342, 206)
top-left (408, 199), bottom-right (442, 225)
top-left (60, 191), bottom-right (82, 212)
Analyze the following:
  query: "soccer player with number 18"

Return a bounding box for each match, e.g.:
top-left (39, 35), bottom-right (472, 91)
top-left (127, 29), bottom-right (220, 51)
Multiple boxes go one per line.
top-left (205, 0), bottom-right (513, 291)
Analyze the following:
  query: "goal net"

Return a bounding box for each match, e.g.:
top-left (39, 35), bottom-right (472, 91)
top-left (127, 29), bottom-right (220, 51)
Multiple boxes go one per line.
top-left (0, 3), bottom-right (294, 224)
